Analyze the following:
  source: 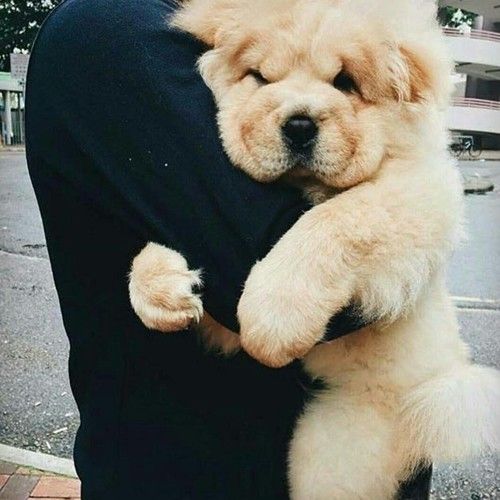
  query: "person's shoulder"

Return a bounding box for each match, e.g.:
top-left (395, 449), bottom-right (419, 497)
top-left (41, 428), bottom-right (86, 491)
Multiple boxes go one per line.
top-left (46, 0), bottom-right (177, 31)
top-left (35, 0), bottom-right (179, 58)
top-left (31, 0), bottom-right (206, 89)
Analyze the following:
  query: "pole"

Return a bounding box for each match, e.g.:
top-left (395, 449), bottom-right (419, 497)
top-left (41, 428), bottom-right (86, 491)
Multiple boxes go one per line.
top-left (5, 90), bottom-right (13, 146)
top-left (19, 85), bottom-right (25, 144)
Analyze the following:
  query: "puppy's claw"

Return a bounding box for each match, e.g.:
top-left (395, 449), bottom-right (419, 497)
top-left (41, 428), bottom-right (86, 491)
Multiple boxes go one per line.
top-left (129, 243), bottom-right (204, 333)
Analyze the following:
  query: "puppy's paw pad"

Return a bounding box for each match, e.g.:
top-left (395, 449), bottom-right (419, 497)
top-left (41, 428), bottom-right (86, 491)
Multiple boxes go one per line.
top-left (129, 243), bottom-right (204, 332)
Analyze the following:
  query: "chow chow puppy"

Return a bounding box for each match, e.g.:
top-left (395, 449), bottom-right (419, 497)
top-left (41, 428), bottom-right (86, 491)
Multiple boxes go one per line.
top-left (129, 0), bottom-right (500, 498)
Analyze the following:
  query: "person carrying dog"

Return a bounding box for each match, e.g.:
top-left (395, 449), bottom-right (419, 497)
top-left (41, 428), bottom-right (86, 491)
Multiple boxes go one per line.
top-left (26, 0), bottom-right (431, 498)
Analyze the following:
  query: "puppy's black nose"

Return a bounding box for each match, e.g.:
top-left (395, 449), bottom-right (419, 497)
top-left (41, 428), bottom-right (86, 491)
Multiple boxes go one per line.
top-left (282, 115), bottom-right (318, 151)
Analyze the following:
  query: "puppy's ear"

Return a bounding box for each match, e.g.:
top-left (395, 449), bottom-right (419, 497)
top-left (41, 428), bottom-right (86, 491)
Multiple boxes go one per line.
top-left (389, 44), bottom-right (452, 106)
top-left (400, 46), bottom-right (433, 103)
top-left (171, 0), bottom-right (235, 46)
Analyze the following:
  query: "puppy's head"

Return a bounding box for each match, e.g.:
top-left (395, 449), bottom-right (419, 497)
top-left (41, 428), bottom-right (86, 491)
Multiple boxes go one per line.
top-left (173, 0), bottom-right (453, 188)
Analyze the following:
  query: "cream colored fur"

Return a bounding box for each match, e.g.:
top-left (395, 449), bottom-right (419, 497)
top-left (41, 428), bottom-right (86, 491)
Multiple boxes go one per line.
top-left (129, 1), bottom-right (500, 498)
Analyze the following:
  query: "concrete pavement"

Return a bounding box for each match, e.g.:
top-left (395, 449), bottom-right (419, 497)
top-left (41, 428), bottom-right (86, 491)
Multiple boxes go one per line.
top-left (0, 151), bottom-right (498, 498)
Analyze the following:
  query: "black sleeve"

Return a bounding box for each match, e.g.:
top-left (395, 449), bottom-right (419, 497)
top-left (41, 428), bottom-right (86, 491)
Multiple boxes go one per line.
top-left (26, 0), bottom-right (364, 338)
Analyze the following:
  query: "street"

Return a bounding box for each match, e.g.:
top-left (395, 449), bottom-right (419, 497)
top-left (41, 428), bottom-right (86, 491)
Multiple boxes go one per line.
top-left (0, 151), bottom-right (498, 498)
top-left (0, 151), bottom-right (77, 459)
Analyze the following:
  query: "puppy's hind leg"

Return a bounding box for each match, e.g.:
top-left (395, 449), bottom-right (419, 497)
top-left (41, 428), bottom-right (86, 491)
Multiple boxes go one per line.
top-left (129, 243), bottom-right (203, 332)
top-left (289, 392), bottom-right (399, 500)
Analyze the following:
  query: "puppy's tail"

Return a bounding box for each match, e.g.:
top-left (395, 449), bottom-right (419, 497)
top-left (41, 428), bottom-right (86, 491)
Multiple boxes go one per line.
top-left (400, 364), bottom-right (500, 469)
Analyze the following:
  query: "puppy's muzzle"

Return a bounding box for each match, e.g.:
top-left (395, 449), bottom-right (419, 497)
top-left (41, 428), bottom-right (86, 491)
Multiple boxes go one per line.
top-left (282, 115), bottom-right (318, 154)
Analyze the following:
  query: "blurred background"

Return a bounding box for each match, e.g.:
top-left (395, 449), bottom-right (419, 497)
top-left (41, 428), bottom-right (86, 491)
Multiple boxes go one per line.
top-left (0, 1), bottom-right (498, 498)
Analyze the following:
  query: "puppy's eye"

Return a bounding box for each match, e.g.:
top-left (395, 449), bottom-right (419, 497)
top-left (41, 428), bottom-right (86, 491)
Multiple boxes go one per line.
top-left (247, 69), bottom-right (269, 86)
top-left (333, 71), bottom-right (358, 94)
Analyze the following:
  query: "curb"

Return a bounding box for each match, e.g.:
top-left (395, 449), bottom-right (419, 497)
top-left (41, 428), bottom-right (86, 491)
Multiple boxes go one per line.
top-left (462, 176), bottom-right (495, 195)
top-left (0, 444), bottom-right (77, 478)
top-left (0, 147), bottom-right (25, 152)
top-left (459, 158), bottom-right (500, 162)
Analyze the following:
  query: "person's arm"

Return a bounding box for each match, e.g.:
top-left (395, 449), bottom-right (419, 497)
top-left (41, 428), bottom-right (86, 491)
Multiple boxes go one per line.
top-left (26, 0), bottom-right (363, 338)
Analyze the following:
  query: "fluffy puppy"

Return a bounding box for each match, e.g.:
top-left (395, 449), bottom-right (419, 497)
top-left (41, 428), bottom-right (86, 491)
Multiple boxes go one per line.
top-left (129, 1), bottom-right (500, 498)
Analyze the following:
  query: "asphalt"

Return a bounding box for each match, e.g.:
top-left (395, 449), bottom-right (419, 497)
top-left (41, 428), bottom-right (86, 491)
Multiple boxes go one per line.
top-left (0, 151), bottom-right (498, 498)
top-left (0, 152), bottom-right (77, 459)
top-left (450, 162), bottom-right (500, 302)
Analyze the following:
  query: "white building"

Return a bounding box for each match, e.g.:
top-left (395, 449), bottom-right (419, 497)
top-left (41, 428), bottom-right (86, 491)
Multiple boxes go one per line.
top-left (439, 0), bottom-right (500, 149)
top-left (0, 72), bottom-right (24, 146)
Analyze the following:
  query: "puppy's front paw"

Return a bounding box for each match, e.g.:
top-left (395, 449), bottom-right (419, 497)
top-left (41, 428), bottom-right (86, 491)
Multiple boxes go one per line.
top-left (237, 258), bottom-right (340, 368)
top-left (129, 243), bottom-right (203, 332)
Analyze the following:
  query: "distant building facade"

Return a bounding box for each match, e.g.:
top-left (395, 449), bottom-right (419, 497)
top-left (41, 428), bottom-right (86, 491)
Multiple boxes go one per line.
top-left (0, 72), bottom-right (24, 146)
top-left (439, 0), bottom-right (500, 149)
top-left (2, 3), bottom-right (499, 149)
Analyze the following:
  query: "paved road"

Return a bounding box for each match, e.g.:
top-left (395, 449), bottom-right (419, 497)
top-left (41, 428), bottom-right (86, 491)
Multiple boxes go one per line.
top-left (449, 162), bottom-right (500, 303)
top-left (0, 151), bottom-right (498, 497)
top-left (0, 152), bottom-right (77, 459)
top-left (436, 161), bottom-right (500, 499)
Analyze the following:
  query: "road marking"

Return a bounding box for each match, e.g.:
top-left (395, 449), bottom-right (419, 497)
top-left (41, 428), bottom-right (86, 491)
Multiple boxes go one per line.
top-left (452, 296), bottom-right (500, 311)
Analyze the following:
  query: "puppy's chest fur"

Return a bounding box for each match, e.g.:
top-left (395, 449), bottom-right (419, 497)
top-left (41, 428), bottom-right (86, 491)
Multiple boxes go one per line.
top-left (284, 172), bottom-right (344, 205)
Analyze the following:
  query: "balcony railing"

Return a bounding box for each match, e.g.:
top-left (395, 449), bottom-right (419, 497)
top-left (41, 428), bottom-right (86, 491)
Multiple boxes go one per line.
top-left (443, 27), bottom-right (500, 42)
top-left (452, 97), bottom-right (500, 110)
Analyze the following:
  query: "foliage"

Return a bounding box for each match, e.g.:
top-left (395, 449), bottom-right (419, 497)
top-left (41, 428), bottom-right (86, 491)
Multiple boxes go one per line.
top-left (0, 0), bottom-right (61, 72)
top-left (437, 6), bottom-right (477, 29)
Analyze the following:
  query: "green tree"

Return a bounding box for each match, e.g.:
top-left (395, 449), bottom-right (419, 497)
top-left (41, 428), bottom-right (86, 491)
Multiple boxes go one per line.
top-left (437, 6), bottom-right (477, 29)
top-left (0, 0), bottom-right (61, 72)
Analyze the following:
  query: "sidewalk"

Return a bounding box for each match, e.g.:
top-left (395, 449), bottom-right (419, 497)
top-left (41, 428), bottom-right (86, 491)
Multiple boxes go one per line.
top-left (0, 461), bottom-right (80, 500)
top-left (0, 462), bottom-right (80, 500)
top-left (0, 445), bottom-right (80, 500)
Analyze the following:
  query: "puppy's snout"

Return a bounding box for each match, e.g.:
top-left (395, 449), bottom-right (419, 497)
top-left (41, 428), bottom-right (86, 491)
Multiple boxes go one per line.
top-left (282, 115), bottom-right (318, 152)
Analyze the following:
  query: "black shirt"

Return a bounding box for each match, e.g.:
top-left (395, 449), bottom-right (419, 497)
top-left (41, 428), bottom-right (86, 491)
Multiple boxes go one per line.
top-left (25, 0), bottom-right (427, 498)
